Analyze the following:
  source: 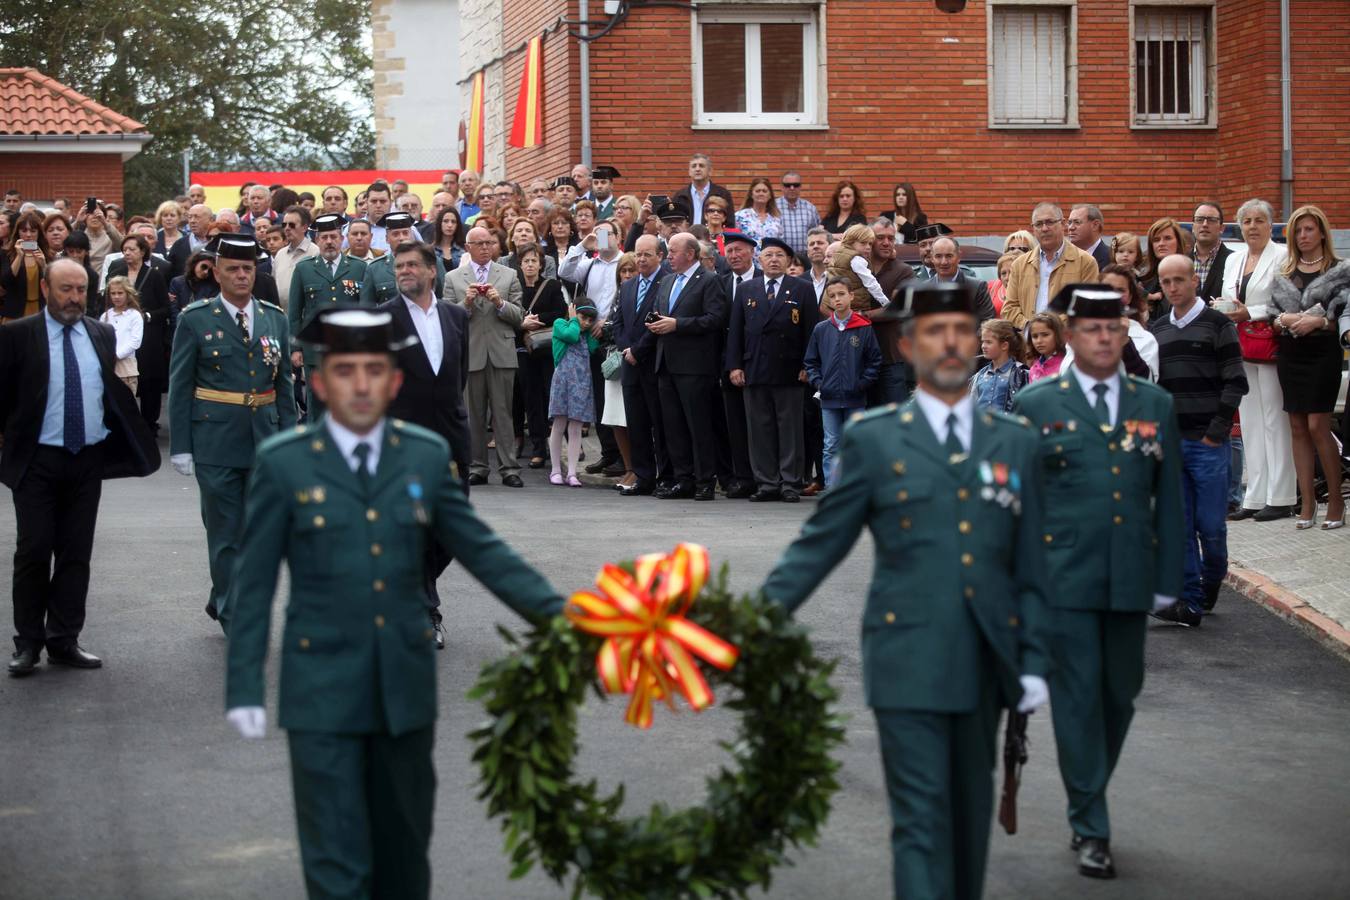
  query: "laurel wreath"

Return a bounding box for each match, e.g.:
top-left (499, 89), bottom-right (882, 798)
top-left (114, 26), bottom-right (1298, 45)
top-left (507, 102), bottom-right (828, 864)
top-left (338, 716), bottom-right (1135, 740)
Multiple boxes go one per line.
top-left (468, 566), bottom-right (845, 899)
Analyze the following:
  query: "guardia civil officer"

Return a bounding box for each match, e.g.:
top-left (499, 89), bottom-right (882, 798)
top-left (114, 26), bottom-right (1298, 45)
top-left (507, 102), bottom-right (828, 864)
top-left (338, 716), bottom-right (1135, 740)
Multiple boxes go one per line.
top-left (758, 280), bottom-right (1051, 900)
top-left (288, 213), bottom-right (368, 417)
top-left (1013, 284), bottom-right (1183, 879)
top-left (360, 212), bottom-right (446, 306)
top-left (224, 308), bottom-right (564, 900)
top-left (168, 235), bottom-right (297, 627)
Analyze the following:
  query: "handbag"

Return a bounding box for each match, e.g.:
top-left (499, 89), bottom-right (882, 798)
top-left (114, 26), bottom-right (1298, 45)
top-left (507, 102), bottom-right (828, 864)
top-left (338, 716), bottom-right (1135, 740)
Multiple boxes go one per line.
top-left (523, 278), bottom-right (557, 351)
top-left (601, 346), bottom-right (623, 381)
top-left (1238, 321), bottom-right (1278, 362)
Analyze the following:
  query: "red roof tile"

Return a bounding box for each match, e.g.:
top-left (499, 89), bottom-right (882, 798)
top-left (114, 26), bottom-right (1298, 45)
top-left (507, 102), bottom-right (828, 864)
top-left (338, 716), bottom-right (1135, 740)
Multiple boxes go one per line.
top-left (0, 68), bottom-right (147, 136)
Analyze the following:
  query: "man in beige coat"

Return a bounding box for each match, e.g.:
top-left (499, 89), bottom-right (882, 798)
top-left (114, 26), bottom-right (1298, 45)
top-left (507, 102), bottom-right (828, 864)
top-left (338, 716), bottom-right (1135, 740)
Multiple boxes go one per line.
top-left (443, 226), bottom-right (526, 486)
top-left (1002, 202), bottom-right (1100, 329)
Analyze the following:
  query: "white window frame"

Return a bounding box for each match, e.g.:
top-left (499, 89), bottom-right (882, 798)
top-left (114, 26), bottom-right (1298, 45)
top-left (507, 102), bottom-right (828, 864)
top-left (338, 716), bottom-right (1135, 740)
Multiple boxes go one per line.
top-left (1130, 0), bottom-right (1217, 129)
top-left (986, 0), bottom-right (1079, 130)
top-left (691, 2), bottom-right (827, 130)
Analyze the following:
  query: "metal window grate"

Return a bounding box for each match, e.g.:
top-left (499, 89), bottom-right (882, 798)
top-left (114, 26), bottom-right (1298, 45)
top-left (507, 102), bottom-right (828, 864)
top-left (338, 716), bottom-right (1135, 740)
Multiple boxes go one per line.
top-left (1135, 8), bottom-right (1209, 124)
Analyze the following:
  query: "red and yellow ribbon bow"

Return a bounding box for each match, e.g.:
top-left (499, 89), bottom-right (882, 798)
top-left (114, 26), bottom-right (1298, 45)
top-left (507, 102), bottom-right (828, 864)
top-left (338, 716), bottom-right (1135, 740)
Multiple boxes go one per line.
top-left (565, 543), bottom-right (739, 728)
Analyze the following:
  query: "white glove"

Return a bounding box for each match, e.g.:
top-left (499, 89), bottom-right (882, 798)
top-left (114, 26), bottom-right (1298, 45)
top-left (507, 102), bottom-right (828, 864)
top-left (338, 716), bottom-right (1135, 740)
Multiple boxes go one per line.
top-left (226, 706), bottom-right (267, 739)
top-left (171, 453), bottom-right (195, 476)
top-left (1017, 675), bottom-right (1049, 713)
top-left (1153, 593), bottom-right (1177, 612)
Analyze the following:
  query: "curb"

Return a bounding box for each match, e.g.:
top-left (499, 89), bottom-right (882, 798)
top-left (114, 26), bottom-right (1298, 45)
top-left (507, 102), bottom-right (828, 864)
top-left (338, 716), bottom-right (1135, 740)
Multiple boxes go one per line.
top-left (1225, 563), bottom-right (1350, 662)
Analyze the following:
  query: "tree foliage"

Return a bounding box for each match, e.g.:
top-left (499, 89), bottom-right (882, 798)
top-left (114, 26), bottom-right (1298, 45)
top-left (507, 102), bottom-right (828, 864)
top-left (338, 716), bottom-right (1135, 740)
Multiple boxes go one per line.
top-left (1, 0), bottom-right (374, 212)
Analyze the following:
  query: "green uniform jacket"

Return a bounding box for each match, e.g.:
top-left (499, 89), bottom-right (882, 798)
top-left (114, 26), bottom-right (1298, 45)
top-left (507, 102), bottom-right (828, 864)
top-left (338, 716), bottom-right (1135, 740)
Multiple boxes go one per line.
top-left (224, 418), bottom-right (565, 736)
top-left (763, 402), bottom-right (1051, 713)
top-left (168, 297), bottom-right (298, 467)
top-left (1013, 369), bottom-right (1184, 610)
top-left (358, 253), bottom-right (446, 308)
top-left (287, 255), bottom-right (368, 367)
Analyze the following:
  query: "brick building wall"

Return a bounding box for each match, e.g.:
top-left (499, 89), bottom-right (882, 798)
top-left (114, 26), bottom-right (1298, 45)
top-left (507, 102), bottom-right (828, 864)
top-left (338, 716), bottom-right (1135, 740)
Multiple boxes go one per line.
top-left (0, 153), bottom-right (125, 207)
top-left (486, 0), bottom-right (1348, 236)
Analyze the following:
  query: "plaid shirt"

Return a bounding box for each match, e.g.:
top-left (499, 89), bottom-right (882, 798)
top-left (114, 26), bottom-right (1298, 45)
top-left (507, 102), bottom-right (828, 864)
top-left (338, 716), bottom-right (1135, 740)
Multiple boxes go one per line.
top-left (1193, 244), bottom-right (1221, 289)
top-left (776, 197), bottom-right (821, 254)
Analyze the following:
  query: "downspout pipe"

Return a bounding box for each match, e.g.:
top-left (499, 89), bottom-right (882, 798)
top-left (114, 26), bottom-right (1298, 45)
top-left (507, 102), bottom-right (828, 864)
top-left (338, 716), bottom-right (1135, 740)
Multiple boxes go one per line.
top-left (1280, 0), bottom-right (1293, 220)
top-left (579, 0), bottom-right (593, 168)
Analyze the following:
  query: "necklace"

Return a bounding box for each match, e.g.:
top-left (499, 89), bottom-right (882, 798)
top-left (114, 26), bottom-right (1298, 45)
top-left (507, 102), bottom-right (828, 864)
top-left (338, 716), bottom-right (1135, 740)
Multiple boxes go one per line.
top-left (1300, 256), bottom-right (1324, 267)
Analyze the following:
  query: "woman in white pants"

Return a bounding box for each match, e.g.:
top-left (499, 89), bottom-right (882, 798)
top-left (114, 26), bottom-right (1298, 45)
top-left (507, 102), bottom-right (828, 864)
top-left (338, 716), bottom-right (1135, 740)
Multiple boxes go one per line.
top-left (1222, 199), bottom-right (1297, 520)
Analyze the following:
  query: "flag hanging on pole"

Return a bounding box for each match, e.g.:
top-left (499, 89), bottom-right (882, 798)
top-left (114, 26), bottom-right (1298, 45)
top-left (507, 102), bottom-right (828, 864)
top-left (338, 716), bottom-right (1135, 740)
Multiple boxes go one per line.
top-left (509, 36), bottom-right (544, 149)
top-left (465, 71), bottom-right (485, 172)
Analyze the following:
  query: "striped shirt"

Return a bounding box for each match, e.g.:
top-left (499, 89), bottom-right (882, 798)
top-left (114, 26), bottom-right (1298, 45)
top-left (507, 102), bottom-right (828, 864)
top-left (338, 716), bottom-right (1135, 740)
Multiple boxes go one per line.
top-left (1150, 305), bottom-right (1248, 443)
top-left (776, 196), bottom-right (821, 254)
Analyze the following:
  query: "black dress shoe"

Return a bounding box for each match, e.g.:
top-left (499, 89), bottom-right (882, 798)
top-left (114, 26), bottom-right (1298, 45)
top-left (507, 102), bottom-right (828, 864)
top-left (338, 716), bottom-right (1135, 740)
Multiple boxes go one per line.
top-left (8, 647), bottom-right (40, 677)
top-left (1070, 833), bottom-right (1085, 852)
top-left (1077, 838), bottom-right (1116, 879)
top-left (601, 462), bottom-right (627, 477)
top-left (656, 484), bottom-right (695, 500)
top-left (467, 473), bottom-right (488, 486)
top-left (1227, 506), bottom-right (1258, 521)
top-left (1150, 600), bottom-right (1202, 628)
top-left (619, 481), bottom-right (655, 496)
top-left (1202, 582), bottom-right (1222, 613)
top-left (693, 486), bottom-right (716, 501)
top-left (501, 474), bottom-right (524, 488)
top-left (748, 489), bottom-right (781, 502)
top-left (1253, 504), bottom-right (1293, 522)
top-left (584, 457), bottom-right (618, 475)
top-left (204, 600), bottom-right (219, 621)
top-left (528, 456), bottom-right (547, 469)
top-left (46, 644), bottom-right (102, 669)
top-left (781, 489), bottom-right (800, 503)
top-left (433, 621), bottom-right (446, 651)
top-left (725, 482), bottom-right (755, 499)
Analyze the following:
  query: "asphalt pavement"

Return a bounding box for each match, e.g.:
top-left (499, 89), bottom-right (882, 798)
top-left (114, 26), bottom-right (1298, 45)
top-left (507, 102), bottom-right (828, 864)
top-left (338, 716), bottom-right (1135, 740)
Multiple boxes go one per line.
top-left (1, 457), bottom-right (1348, 899)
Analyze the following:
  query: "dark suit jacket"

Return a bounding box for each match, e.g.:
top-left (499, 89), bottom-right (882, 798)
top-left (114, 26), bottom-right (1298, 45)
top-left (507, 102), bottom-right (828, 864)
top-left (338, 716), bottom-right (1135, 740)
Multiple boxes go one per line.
top-left (107, 262), bottom-right (172, 380)
top-left (950, 272), bottom-right (998, 323)
top-left (725, 274), bottom-right (820, 385)
top-left (379, 297), bottom-right (471, 477)
top-left (653, 266), bottom-right (727, 376)
top-left (0, 313), bottom-right (160, 488)
top-left (1090, 241), bottom-right (1111, 271)
top-left (1197, 243), bottom-right (1233, 302)
top-left (610, 269), bottom-right (666, 386)
top-left (672, 182), bottom-right (734, 222)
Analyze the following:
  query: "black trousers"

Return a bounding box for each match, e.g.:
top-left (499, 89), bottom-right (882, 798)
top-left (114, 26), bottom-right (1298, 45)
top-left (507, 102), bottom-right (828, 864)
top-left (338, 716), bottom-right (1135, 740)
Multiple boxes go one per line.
top-left (589, 347), bottom-right (619, 461)
top-left (744, 384), bottom-right (805, 491)
top-left (622, 370), bottom-right (671, 485)
top-left (12, 442), bottom-right (104, 652)
top-left (803, 385), bottom-right (825, 486)
top-left (658, 371), bottom-right (718, 489)
top-left (717, 381), bottom-right (755, 488)
top-left (524, 345), bottom-right (554, 457)
top-left (138, 376), bottom-right (165, 432)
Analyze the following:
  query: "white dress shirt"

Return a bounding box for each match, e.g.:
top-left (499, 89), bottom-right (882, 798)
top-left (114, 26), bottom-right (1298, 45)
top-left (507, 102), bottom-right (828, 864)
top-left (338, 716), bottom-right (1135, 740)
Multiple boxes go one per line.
top-left (402, 294), bottom-right (444, 374)
top-left (1069, 365), bottom-right (1121, 426)
top-left (914, 388), bottom-right (974, 453)
top-left (560, 245), bottom-right (620, 318)
top-left (220, 296), bottom-right (255, 338)
top-left (1169, 299), bottom-right (1205, 329)
top-left (1036, 241), bottom-right (1066, 312)
top-left (326, 417), bottom-right (385, 475)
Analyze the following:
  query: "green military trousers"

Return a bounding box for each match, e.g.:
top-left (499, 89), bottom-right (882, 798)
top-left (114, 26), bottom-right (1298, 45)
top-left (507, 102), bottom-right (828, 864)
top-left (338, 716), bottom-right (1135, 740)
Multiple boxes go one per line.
top-left (1049, 609), bottom-right (1147, 841)
top-left (873, 677), bottom-right (1001, 900)
top-left (304, 365), bottom-right (326, 421)
top-left (287, 725), bottom-right (436, 900)
top-left (195, 463), bottom-right (249, 625)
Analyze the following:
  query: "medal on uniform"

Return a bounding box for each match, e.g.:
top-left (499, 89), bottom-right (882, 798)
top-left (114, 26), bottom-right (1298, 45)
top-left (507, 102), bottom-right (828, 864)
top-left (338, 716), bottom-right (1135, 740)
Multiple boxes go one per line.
top-left (791, 308), bottom-right (800, 324)
top-left (408, 478), bottom-right (429, 525)
top-left (204, 332), bottom-right (213, 341)
top-left (217, 330), bottom-right (225, 340)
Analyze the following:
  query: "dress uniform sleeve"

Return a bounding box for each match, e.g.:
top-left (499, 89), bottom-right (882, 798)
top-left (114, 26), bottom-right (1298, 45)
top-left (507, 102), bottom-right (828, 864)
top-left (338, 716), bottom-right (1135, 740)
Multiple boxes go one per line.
top-left (167, 313), bottom-right (198, 457)
top-left (273, 317), bottom-right (298, 430)
top-left (287, 268), bottom-right (304, 336)
top-left (1152, 396), bottom-right (1185, 598)
top-left (760, 424), bottom-right (872, 614)
top-left (1010, 432), bottom-right (1051, 678)
top-left (224, 451), bottom-right (291, 710)
top-left (432, 461), bottom-right (565, 620)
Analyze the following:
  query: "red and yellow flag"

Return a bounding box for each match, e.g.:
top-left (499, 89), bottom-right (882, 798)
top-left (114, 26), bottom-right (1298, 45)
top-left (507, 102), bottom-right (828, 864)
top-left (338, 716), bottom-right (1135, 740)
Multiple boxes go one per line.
top-left (464, 71), bottom-right (485, 172)
top-left (509, 36), bottom-right (544, 149)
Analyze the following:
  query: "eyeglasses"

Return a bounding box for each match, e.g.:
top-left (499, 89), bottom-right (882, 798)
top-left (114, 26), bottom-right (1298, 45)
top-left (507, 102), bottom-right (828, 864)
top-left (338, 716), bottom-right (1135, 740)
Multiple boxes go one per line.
top-left (283, 222), bottom-right (302, 229)
top-left (1032, 219), bottom-right (1062, 229)
top-left (781, 182), bottom-right (802, 188)
top-left (1193, 215), bottom-right (1221, 225)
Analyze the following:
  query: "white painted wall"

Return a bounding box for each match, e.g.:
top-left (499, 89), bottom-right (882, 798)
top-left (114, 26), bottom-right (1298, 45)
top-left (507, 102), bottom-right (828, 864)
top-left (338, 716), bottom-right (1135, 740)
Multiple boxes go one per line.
top-left (457, 0), bottom-right (506, 180)
top-left (374, 0), bottom-right (461, 169)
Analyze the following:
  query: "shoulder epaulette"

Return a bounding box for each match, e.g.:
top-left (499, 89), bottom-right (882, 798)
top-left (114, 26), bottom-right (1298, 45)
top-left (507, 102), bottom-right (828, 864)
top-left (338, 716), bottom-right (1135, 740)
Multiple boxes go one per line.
top-left (257, 299), bottom-right (284, 314)
top-left (852, 403), bottom-right (898, 426)
top-left (181, 298), bottom-right (214, 314)
top-left (987, 409), bottom-right (1033, 430)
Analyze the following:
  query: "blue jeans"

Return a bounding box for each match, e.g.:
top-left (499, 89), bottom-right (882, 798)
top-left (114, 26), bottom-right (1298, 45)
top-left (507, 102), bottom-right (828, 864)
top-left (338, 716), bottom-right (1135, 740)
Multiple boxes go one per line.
top-left (821, 407), bottom-right (859, 488)
top-left (1181, 439), bottom-right (1231, 613)
top-left (1228, 435), bottom-right (1245, 507)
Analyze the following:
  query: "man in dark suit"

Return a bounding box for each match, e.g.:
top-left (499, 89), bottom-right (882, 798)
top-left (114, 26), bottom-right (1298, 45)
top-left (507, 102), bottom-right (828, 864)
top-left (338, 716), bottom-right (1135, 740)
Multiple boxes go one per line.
top-left (377, 241), bottom-right (471, 650)
top-left (1, 259), bottom-right (160, 676)
top-left (647, 233), bottom-right (727, 500)
top-left (930, 238), bottom-right (998, 323)
top-left (609, 234), bottom-right (670, 495)
top-left (725, 237), bottom-right (819, 502)
top-left (717, 231), bottom-right (761, 498)
top-left (1191, 201), bottom-right (1233, 302)
top-left (1069, 204), bottom-right (1112, 270)
top-left (672, 153), bottom-right (735, 227)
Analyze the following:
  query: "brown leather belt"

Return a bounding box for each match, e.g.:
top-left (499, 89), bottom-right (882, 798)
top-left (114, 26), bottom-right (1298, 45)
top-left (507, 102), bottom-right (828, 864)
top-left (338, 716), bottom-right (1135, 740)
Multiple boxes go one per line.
top-left (194, 387), bottom-right (277, 407)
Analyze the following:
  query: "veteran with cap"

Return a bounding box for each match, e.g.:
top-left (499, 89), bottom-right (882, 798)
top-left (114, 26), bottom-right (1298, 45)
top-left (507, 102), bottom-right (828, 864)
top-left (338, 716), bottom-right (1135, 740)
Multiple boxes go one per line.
top-left (1013, 283), bottom-right (1183, 880)
top-left (359, 212), bottom-right (446, 307)
top-left (169, 235), bottom-right (297, 627)
top-left (224, 308), bottom-right (564, 900)
top-left (758, 280), bottom-right (1051, 900)
top-left (288, 213), bottom-right (369, 417)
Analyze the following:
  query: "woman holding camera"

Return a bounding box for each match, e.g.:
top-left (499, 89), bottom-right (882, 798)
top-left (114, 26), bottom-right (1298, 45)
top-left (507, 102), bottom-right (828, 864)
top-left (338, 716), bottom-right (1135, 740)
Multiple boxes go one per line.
top-left (1, 211), bottom-right (49, 321)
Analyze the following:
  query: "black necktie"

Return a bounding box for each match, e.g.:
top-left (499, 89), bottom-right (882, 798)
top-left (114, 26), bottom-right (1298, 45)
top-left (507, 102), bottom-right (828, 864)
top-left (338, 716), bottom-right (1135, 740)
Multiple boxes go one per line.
top-left (237, 310), bottom-right (250, 344)
top-left (944, 412), bottom-right (963, 459)
top-left (766, 279), bottom-right (777, 302)
top-left (63, 325), bottom-right (85, 454)
top-left (1092, 383), bottom-right (1111, 428)
top-left (353, 442), bottom-right (373, 493)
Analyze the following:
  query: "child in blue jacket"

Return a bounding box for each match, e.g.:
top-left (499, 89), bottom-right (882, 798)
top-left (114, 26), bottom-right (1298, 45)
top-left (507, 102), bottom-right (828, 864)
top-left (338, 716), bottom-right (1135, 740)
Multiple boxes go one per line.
top-left (804, 277), bottom-right (882, 488)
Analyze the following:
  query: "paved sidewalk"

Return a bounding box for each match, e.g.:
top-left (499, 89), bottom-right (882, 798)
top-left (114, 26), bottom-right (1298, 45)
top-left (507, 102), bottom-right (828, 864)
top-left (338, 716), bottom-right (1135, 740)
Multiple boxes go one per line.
top-left (1225, 504), bottom-right (1350, 657)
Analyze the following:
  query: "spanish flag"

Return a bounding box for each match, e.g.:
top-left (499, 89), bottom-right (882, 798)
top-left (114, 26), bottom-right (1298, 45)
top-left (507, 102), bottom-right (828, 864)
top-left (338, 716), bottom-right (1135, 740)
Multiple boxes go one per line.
top-left (465, 71), bottom-right (485, 172)
top-left (508, 36), bottom-right (543, 149)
